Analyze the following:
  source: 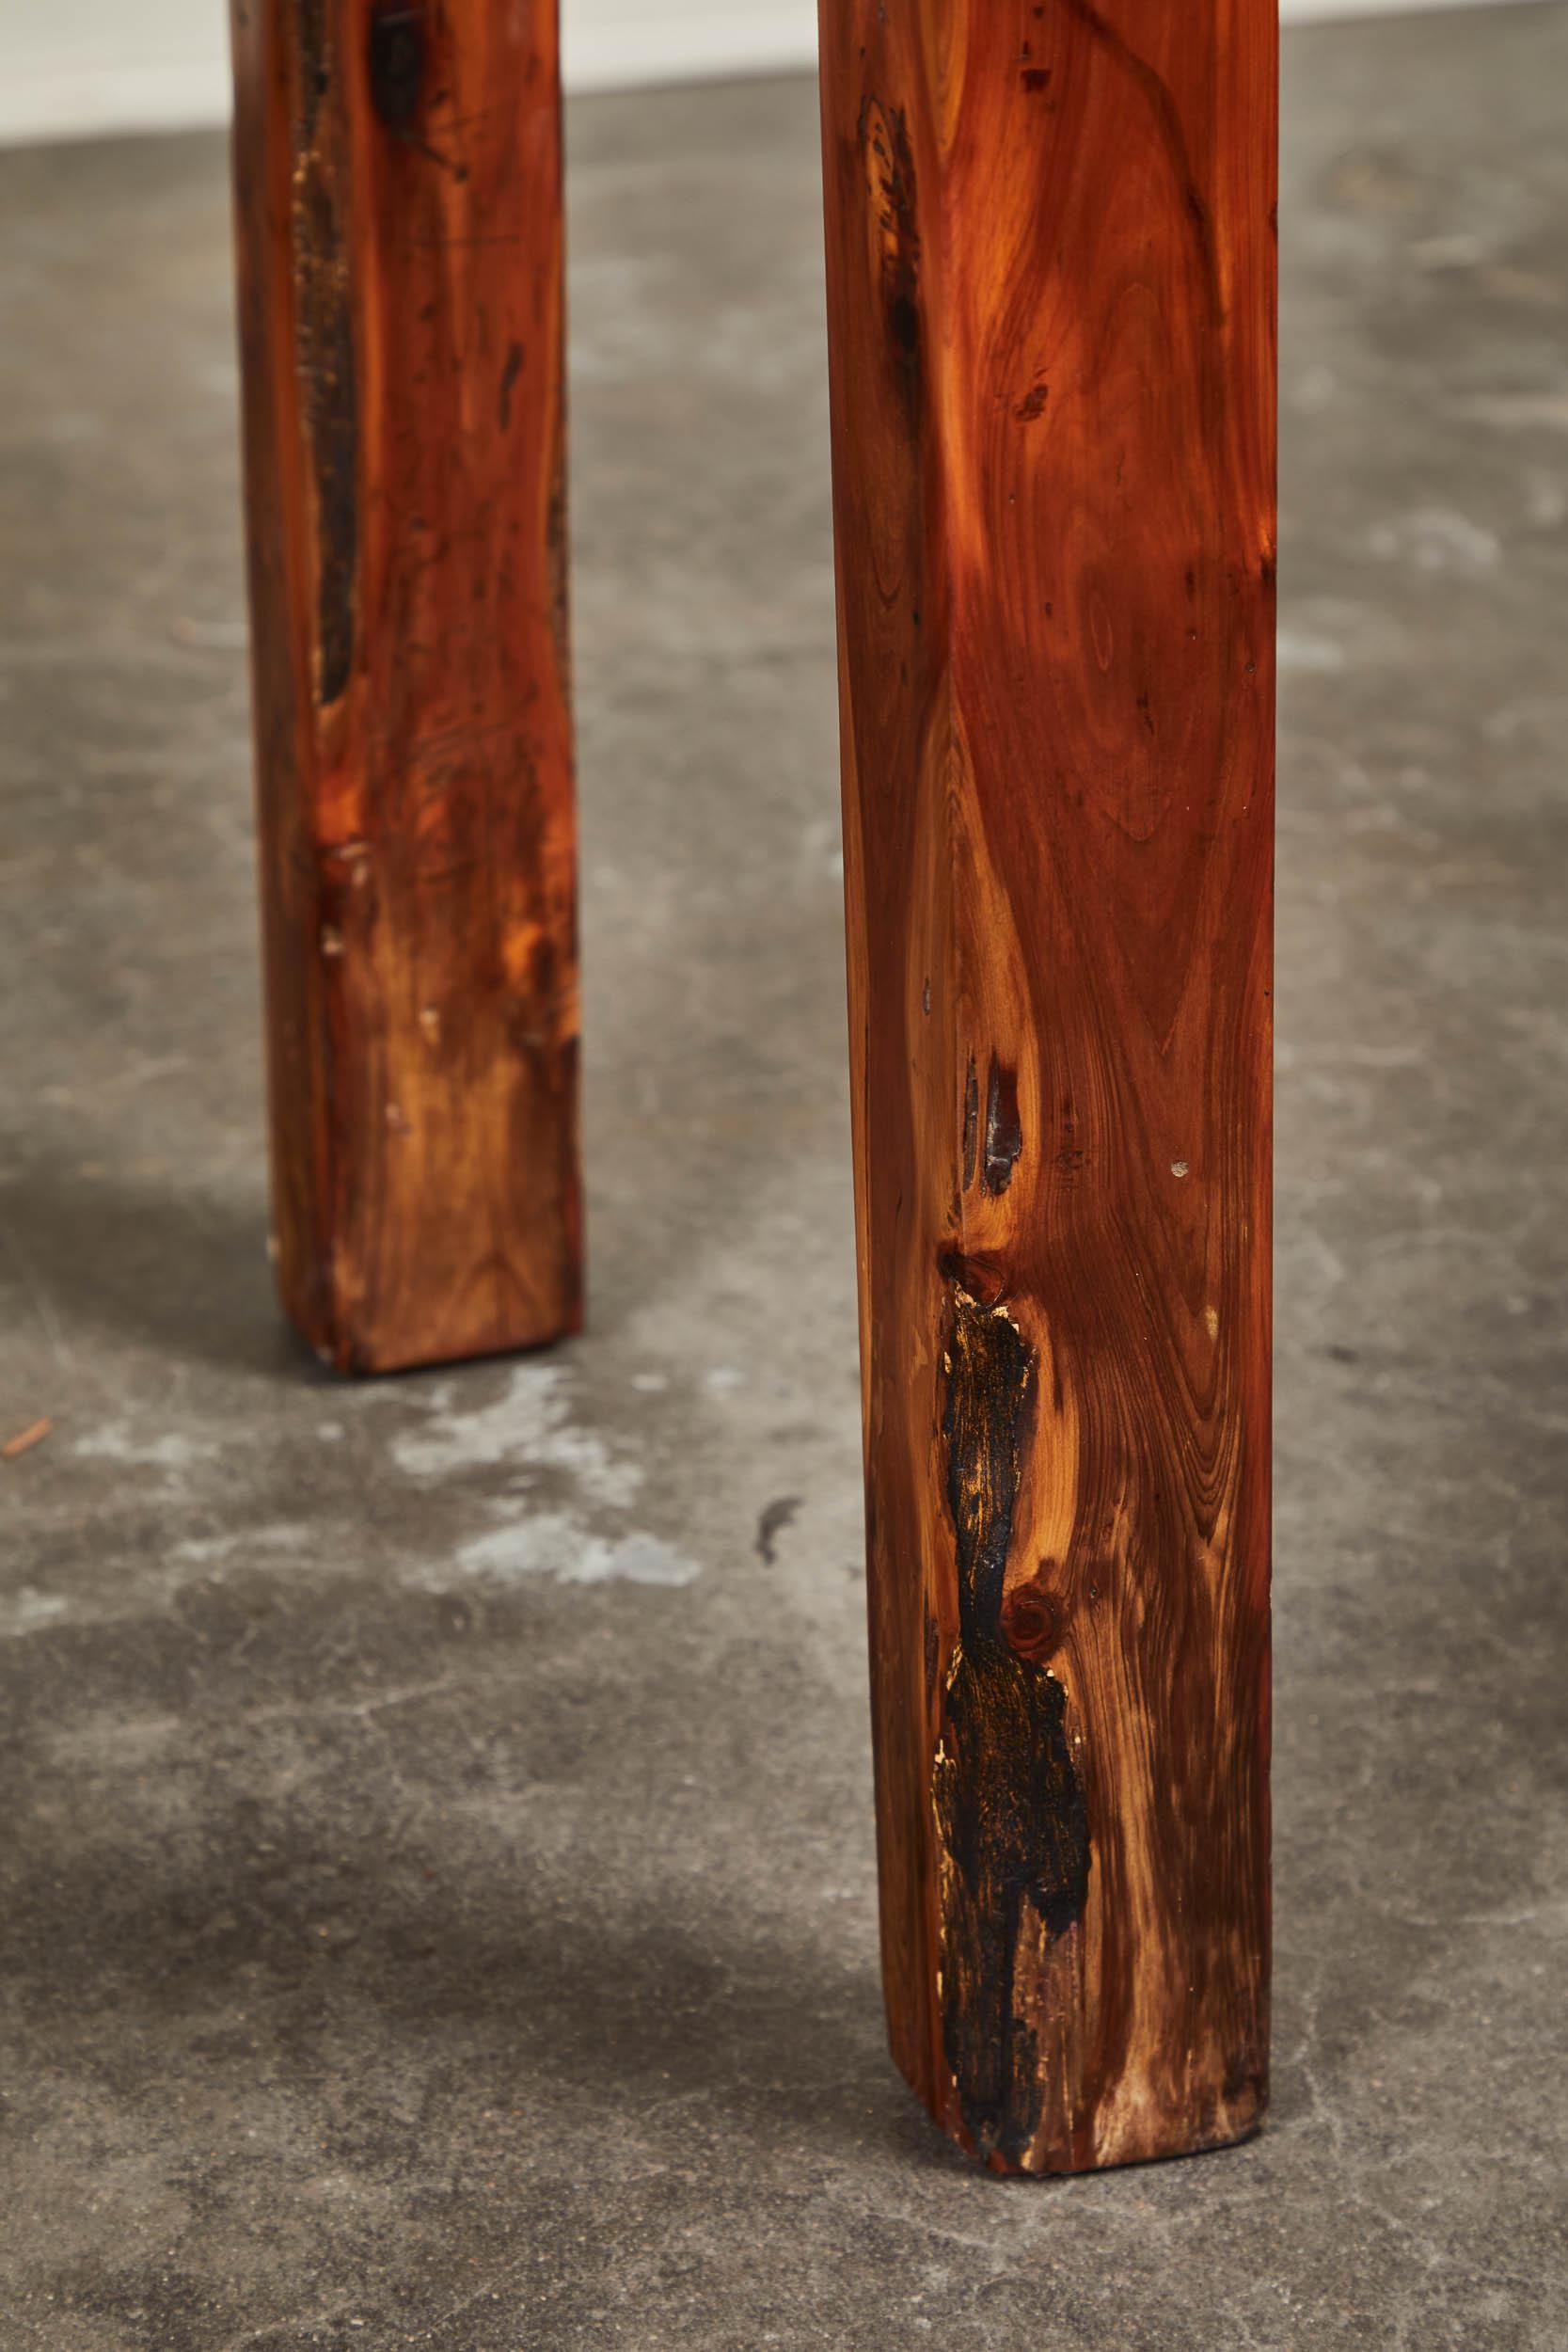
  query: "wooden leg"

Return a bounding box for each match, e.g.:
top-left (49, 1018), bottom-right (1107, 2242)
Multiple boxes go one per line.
top-left (818, 0), bottom-right (1275, 2171)
top-left (230, 0), bottom-right (579, 1373)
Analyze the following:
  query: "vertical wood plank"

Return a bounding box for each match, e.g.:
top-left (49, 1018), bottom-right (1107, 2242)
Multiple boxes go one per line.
top-left (818, 0), bottom-right (1275, 2171)
top-left (230, 0), bottom-right (579, 1373)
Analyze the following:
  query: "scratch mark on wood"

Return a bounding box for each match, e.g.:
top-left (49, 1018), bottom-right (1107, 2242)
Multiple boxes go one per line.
top-left (961, 1053), bottom-right (980, 1191)
top-left (499, 339), bottom-right (524, 431)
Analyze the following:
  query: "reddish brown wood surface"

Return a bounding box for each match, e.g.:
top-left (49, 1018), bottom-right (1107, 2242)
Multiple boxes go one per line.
top-left (230, 0), bottom-right (579, 1372)
top-left (818, 0), bottom-right (1275, 2170)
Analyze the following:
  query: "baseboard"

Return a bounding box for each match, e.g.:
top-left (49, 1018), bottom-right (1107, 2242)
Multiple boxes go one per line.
top-left (562, 1), bottom-right (817, 91)
top-left (0, 0), bottom-right (1546, 149)
top-left (0, 52), bottom-right (230, 147)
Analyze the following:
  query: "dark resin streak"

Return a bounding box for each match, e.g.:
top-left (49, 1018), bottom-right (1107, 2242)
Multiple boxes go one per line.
top-left (861, 99), bottom-right (923, 418)
top-left (935, 1289), bottom-right (1090, 2165)
top-left (293, 0), bottom-right (357, 707)
top-left (368, 1), bottom-right (426, 133)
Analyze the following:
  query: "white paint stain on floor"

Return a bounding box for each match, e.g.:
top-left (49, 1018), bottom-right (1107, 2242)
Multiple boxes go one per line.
top-left (1367, 506), bottom-right (1502, 572)
top-left (453, 1517), bottom-right (699, 1589)
top-left (390, 1362), bottom-right (700, 1593)
top-left (391, 1362), bottom-right (640, 1510)
top-left (170, 1521), bottom-right (313, 1566)
top-left (1278, 629), bottom-right (1348, 674)
top-left (72, 1424), bottom-right (216, 1470)
top-left (12, 1365), bottom-right (701, 1621)
top-left (0, 1586), bottom-right (71, 1637)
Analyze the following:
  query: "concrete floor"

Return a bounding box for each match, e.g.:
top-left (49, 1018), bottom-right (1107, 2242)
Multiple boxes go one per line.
top-left (2, 8), bottom-right (1566, 2346)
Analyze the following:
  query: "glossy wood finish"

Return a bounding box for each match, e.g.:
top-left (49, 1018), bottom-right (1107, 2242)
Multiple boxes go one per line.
top-left (818, 0), bottom-right (1275, 2170)
top-left (230, 0), bottom-right (579, 1372)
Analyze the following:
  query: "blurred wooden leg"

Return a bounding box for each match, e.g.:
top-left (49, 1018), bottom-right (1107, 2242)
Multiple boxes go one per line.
top-left (230, 0), bottom-right (579, 1373)
top-left (818, 0), bottom-right (1275, 2171)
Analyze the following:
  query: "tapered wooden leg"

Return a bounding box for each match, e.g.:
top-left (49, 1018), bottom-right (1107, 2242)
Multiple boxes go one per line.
top-left (230, 0), bottom-right (579, 1373)
top-left (818, 0), bottom-right (1275, 2172)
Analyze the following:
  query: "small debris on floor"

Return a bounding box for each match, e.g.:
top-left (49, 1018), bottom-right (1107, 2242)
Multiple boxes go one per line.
top-left (2, 1417), bottom-right (53, 1461)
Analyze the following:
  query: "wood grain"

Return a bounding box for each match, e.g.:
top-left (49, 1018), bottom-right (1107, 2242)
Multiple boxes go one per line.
top-left (230, 0), bottom-right (579, 1373)
top-left (818, 0), bottom-right (1275, 2170)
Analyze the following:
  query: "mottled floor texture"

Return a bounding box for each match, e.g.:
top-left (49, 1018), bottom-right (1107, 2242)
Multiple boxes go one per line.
top-left (3, 8), bottom-right (1566, 2347)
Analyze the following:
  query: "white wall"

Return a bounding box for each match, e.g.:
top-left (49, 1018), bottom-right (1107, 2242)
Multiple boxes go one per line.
top-left (0, 0), bottom-right (1540, 149)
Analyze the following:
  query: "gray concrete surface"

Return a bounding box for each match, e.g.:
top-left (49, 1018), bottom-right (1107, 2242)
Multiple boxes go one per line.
top-left (2, 9), bottom-right (1566, 2345)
